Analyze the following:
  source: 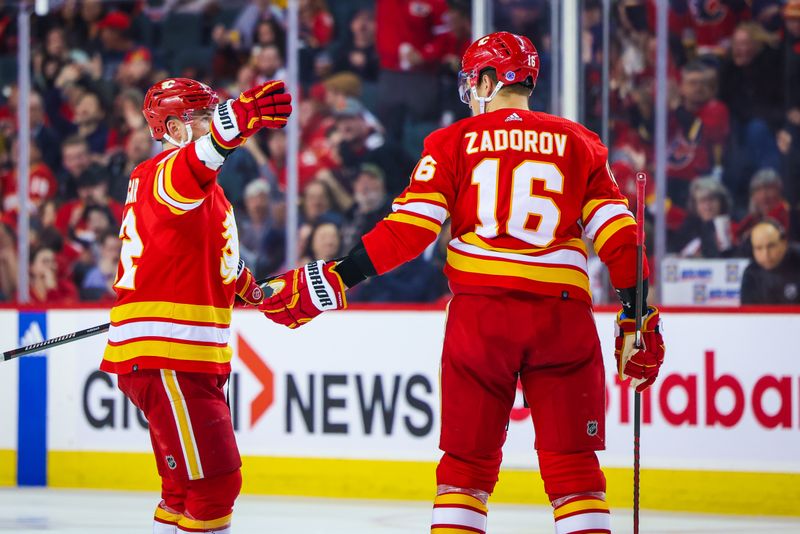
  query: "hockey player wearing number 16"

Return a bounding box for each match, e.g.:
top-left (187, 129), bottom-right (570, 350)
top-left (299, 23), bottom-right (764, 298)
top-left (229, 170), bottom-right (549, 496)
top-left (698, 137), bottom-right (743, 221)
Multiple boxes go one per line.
top-left (260, 32), bottom-right (665, 534)
top-left (99, 77), bottom-right (291, 534)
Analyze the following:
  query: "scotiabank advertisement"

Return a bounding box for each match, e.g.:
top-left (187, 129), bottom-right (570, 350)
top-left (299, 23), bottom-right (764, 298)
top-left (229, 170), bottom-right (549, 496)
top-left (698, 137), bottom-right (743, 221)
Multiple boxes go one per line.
top-left (42, 308), bottom-right (800, 473)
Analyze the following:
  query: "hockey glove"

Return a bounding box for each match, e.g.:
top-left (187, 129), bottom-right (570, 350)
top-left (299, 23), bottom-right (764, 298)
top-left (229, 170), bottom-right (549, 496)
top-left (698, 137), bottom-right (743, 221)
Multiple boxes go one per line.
top-left (614, 306), bottom-right (665, 393)
top-left (258, 260), bottom-right (347, 329)
top-left (235, 262), bottom-right (264, 307)
top-left (211, 80), bottom-right (292, 154)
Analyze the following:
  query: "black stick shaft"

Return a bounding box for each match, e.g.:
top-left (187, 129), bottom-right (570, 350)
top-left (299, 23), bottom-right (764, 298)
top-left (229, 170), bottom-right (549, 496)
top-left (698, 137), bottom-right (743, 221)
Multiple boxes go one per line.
top-left (3, 323), bottom-right (110, 362)
top-left (2, 277), bottom-right (277, 363)
top-left (633, 172), bottom-right (646, 534)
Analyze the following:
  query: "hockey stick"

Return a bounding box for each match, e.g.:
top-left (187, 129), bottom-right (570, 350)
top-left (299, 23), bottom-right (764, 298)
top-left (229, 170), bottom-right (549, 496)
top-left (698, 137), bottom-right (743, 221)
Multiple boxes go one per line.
top-left (633, 172), bottom-right (647, 534)
top-left (2, 277), bottom-right (277, 363)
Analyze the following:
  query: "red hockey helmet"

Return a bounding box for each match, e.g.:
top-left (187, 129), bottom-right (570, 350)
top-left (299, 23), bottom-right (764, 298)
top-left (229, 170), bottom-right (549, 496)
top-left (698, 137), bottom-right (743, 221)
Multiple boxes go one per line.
top-left (459, 31), bottom-right (540, 108)
top-left (142, 78), bottom-right (219, 141)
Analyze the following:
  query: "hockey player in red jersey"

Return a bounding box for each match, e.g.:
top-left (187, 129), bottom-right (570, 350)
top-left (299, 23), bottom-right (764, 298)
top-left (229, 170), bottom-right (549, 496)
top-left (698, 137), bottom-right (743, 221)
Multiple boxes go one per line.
top-left (100, 77), bottom-right (291, 534)
top-left (260, 32), bottom-right (665, 533)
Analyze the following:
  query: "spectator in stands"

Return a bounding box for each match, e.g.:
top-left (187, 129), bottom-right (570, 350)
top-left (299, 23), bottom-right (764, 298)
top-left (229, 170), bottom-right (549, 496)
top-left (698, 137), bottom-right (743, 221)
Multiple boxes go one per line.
top-left (238, 179), bottom-right (272, 268)
top-left (80, 230), bottom-right (120, 301)
top-left (232, 0), bottom-right (285, 50)
top-left (300, 220), bottom-right (341, 265)
top-left (115, 46), bottom-right (157, 92)
top-left (740, 219), bottom-right (800, 304)
top-left (300, 0), bottom-right (335, 49)
top-left (669, 177), bottom-right (735, 258)
top-left (1, 138), bottom-right (58, 214)
top-left (28, 244), bottom-right (78, 304)
top-left (96, 11), bottom-right (135, 80)
top-left (328, 98), bottom-right (414, 197)
top-left (252, 44), bottom-right (287, 85)
top-left (299, 179), bottom-right (343, 227)
top-left (340, 164), bottom-right (391, 253)
top-left (29, 90), bottom-right (62, 172)
top-left (55, 165), bottom-right (123, 238)
top-left (375, 0), bottom-right (449, 142)
top-left (779, 1), bottom-right (800, 210)
top-left (107, 126), bottom-right (155, 203)
top-left (0, 223), bottom-right (17, 301)
top-left (719, 22), bottom-right (784, 204)
top-left (667, 61), bottom-right (730, 208)
top-left (58, 136), bottom-right (92, 200)
top-left (735, 168), bottom-right (791, 246)
top-left (73, 91), bottom-right (116, 156)
top-left (330, 8), bottom-right (379, 82)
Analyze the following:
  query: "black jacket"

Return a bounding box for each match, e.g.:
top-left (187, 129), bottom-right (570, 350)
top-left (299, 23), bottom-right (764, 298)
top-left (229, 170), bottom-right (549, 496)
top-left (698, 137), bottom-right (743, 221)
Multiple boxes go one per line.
top-left (740, 245), bottom-right (800, 304)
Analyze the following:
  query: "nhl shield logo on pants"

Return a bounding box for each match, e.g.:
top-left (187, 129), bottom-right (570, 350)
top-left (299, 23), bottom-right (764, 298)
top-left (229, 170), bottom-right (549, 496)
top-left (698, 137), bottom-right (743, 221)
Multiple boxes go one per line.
top-left (166, 455), bottom-right (177, 470)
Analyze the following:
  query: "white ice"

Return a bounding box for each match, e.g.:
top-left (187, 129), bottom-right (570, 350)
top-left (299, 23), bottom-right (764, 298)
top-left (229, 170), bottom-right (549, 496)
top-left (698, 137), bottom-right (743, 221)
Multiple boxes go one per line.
top-left (0, 488), bottom-right (798, 533)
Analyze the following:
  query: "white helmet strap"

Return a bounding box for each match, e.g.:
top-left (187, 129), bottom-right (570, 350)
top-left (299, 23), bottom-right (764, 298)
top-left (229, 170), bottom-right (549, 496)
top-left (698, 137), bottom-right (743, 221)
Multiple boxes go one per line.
top-left (471, 80), bottom-right (505, 114)
top-left (163, 122), bottom-right (194, 148)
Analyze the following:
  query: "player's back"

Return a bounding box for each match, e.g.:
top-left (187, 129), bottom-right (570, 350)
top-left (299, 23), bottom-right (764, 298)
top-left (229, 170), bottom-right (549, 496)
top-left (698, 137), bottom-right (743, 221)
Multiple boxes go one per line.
top-left (426, 108), bottom-right (634, 303)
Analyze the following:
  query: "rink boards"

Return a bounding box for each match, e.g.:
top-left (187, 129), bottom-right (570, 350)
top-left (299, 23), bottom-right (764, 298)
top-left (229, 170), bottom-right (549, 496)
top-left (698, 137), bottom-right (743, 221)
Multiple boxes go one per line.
top-left (1, 306), bottom-right (799, 516)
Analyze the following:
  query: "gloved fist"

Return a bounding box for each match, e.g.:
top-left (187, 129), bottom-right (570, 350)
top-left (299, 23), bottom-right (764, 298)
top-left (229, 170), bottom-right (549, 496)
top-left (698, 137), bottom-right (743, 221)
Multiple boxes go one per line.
top-left (259, 260), bottom-right (346, 329)
top-left (211, 80), bottom-right (292, 153)
top-left (614, 306), bottom-right (665, 393)
top-left (235, 263), bottom-right (263, 307)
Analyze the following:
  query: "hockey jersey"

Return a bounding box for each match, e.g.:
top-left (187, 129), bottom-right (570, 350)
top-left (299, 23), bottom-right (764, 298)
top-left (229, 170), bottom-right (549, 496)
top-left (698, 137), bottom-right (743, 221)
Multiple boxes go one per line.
top-left (362, 108), bottom-right (649, 303)
top-left (100, 142), bottom-right (239, 375)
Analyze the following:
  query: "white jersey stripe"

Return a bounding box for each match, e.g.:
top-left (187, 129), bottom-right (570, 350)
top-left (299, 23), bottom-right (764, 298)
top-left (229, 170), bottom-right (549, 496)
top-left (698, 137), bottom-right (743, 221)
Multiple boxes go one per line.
top-left (449, 238), bottom-right (588, 272)
top-left (392, 201), bottom-right (449, 224)
top-left (108, 321), bottom-right (230, 345)
top-left (583, 203), bottom-right (633, 239)
top-left (554, 511), bottom-right (611, 534)
top-left (431, 507), bottom-right (487, 531)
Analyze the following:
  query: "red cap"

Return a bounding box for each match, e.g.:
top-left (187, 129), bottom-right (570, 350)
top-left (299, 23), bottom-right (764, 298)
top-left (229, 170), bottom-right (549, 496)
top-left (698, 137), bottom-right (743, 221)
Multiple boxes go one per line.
top-left (97, 11), bottom-right (131, 31)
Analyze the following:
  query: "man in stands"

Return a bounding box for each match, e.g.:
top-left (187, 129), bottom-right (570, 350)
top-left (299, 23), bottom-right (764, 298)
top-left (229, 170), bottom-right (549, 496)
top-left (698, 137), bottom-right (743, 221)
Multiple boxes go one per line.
top-left (99, 77), bottom-right (291, 533)
top-left (260, 32), bottom-right (666, 533)
top-left (741, 219), bottom-right (800, 304)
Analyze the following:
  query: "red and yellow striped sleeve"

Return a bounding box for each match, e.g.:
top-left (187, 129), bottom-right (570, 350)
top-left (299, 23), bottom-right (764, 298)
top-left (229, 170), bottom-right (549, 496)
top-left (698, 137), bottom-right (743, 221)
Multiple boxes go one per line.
top-left (581, 136), bottom-right (648, 288)
top-left (362, 130), bottom-right (456, 274)
top-left (151, 143), bottom-right (218, 216)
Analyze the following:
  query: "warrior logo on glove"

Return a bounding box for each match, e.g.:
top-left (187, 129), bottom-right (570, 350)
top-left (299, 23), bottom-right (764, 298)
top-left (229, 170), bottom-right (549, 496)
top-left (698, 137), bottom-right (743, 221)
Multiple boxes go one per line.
top-left (614, 307), bottom-right (665, 393)
top-left (259, 260), bottom-right (347, 329)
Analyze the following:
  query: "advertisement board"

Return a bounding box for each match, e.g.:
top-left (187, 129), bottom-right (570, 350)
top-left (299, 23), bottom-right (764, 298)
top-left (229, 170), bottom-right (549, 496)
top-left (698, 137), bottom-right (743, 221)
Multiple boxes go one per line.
top-left (661, 257), bottom-right (751, 306)
top-left (45, 308), bottom-right (800, 474)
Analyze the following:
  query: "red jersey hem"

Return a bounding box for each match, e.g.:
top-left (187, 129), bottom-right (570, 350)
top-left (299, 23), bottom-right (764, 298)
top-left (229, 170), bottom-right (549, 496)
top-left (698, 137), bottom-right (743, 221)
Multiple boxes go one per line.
top-left (100, 357), bottom-right (231, 375)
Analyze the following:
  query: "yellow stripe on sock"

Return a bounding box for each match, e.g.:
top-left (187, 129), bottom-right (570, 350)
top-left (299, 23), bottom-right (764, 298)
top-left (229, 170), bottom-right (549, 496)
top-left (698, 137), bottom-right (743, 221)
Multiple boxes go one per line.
top-left (432, 528), bottom-right (482, 534)
top-left (434, 493), bottom-right (488, 513)
top-left (178, 512), bottom-right (232, 530)
top-left (554, 497), bottom-right (609, 519)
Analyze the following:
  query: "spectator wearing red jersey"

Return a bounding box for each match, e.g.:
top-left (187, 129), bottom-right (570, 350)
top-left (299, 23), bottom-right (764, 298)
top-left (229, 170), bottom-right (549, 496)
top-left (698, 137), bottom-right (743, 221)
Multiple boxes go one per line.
top-left (667, 61), bottom-right (729, 208)
top-left (28, 245), bottom-right (78, 304)
top-left (682, 0), bottom-right (751, 56)
top-left (375, 0), bottom-right (450, 142)
top-left (55, 165), bottom-right (123, 238)
top-left (1, 139), bottom-right (58, 213)
top-left (300, 0), bottom-right (334, 49)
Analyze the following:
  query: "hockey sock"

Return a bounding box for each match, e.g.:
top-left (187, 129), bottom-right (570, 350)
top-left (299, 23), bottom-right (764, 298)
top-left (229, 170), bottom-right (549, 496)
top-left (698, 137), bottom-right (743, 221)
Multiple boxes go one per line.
top-left (431, 488), bottom-right (489, 534)
top-left (153, 500), bottom-right (182, 534)
top-left (552, 493), bottom-right (611, 534)
top-left (177, 512), bottom-right (232, 533)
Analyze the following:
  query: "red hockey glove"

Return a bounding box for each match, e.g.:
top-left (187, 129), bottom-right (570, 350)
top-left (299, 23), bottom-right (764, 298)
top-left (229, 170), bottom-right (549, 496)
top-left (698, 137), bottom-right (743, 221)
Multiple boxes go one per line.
top-left (235, 264), bottom-right (264, 307)
top-left (258, 260), bottom-right (347, 329)
top-left (614, 306), bottom-right (665, 393)
top-left (211, 80), bottom-right (292, 153)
